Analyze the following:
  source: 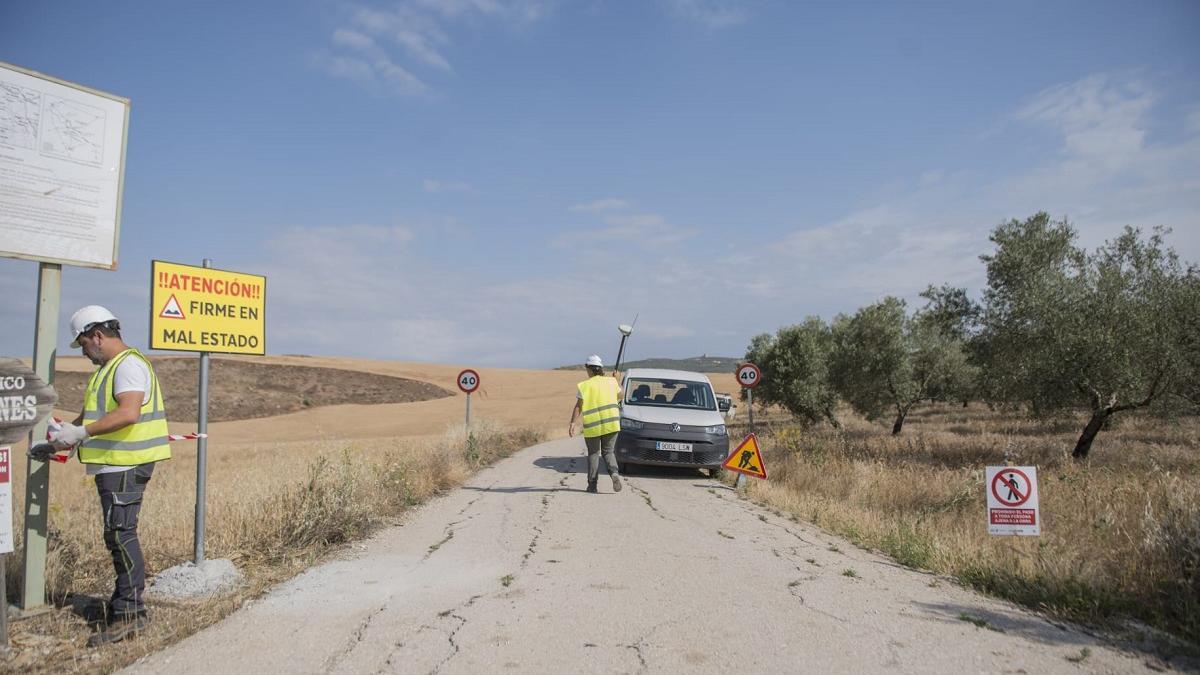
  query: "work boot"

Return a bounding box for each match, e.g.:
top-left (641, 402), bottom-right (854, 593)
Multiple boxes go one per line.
top-left (88, 613), bottom-right (148, 648)
top-left (586, 481), bottom-right (598, 493)
top-left (611, 474), bottom-right (623, 492)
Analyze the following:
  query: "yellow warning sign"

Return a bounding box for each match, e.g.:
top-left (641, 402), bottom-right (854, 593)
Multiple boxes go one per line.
top-left (722, 433), bottom-right (767, 479)
top-left (150, 260), bottom-right (266, 355)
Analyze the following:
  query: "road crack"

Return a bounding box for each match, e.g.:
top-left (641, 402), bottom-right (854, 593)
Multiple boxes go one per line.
top-left (522, 494), bottom-right (554, 567)
top-left (629, 485), bottom-right (668, 521)
top-left (424, 519), bottom-right (464, 559)
top-left (430, 594), bottom-right (484, 674)
top-left (322, 602), bottom-right (389, 673)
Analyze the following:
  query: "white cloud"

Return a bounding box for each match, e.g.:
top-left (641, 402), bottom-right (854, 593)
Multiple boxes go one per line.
top-left (314, 52), bottom-right (428, 96)
top-left (553, 212), bottom-right (698, 249)
top-left (422, 179), bottom-right (474, 193)
top-left (664, 0), bottom-right (749, 28)
top-left (758, 71), bottom-right (1200, 316)
top-left (319, 1), bottom-right (554, 94)
top-left (331, 28), bottom-right (375, 51)
top-left (1017, 73), bottom-right (1154, 169)
top-left (568, 198), bottom-right (629, 213)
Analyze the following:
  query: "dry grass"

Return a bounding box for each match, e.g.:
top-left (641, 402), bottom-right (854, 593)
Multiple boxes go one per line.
top-left (730, 404), bottom-right (1200, 649)
top-left (2, 420), bottom-right (545, 673)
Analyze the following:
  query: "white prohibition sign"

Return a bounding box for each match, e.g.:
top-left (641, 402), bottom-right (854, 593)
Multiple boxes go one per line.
top-left (737, 363), bottom-right (762, 389)
top-left (457, 369), bottom-right (481, 394)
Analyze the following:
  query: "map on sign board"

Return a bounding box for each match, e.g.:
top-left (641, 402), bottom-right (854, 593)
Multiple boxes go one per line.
top-left (150, 260), bottom-right (267, 355)
top-left (0, 61), bottom-right (129, 269)
top-left (985, 466), bottom-right (1040, 536)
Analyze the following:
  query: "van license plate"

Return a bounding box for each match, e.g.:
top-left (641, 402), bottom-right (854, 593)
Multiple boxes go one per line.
top-left (656, 442), bottom-right (692, 452)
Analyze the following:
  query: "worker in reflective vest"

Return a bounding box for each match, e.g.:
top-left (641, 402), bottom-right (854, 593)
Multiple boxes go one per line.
top-left (568, 354), bottom-right (623, 493)
top-left (46, 305), bottom-right (171, 647)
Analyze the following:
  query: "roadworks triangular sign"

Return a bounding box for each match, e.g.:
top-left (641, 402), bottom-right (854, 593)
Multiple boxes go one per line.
top-left (159, 294), bottom-right (185, 320)
top-left (723, 433), bottom-right (767, 479)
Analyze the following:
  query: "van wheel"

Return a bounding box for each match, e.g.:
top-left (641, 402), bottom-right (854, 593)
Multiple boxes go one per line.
top-left (617, 461), bottom-right (629, 475)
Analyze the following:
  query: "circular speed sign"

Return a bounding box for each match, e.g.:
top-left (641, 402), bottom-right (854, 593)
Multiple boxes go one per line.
top-left (457, 369), bottom-right (481, 394)
top-left (736, 363), bottom-right (762, 389)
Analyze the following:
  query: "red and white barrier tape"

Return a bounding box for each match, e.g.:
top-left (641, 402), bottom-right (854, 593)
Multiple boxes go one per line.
top-left (42, 417), bottom-right (206, 463)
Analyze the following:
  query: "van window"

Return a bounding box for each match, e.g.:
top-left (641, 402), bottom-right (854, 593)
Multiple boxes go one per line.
top-left (624, 378), bottom-right (716, 411)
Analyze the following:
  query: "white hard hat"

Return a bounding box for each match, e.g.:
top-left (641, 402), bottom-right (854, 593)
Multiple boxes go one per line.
top-left (69, 305), bottom-right (118, 347)
top-left (586, 355), bottom-right (604, 367)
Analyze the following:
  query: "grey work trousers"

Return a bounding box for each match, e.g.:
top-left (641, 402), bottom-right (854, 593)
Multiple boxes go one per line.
top-left (95, 463), bottom-right (155, 615)
top-left (584, 431), bottom-right (619, 486)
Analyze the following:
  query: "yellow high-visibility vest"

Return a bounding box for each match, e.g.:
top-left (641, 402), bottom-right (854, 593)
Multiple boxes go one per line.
top-left (78, 348), bottom-right (171, 466)
top-left (577, 375), bottom-right (621, 438)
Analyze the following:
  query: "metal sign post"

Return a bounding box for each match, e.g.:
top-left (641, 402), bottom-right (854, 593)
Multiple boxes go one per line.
top-left (734, 363), bottom-right (763, 490)
top-left (20, 263), bottom-right (61, 611)
top-left (193, 259), bottom-right (212, 564)
top-left (457, 370), bottom-right (480, 430)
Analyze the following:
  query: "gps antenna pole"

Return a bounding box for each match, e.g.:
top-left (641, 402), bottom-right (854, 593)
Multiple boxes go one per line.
top-left (614, 318), bottom-right (635, 373)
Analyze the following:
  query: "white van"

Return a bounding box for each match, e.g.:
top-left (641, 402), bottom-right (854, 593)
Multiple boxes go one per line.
top-left (616, 368), bottom-right (729, 475)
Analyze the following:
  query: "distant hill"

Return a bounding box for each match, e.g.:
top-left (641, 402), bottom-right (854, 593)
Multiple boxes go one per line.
top-left (556, 355), bottom-right (739, 373)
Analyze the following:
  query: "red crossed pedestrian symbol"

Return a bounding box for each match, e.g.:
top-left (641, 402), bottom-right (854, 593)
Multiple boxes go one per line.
top-left (991, 468), bottom-right (1031, 507)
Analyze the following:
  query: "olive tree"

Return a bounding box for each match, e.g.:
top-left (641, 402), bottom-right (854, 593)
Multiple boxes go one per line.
top-left (830, 297), bottom-right (973, 434)
top-left (744, 317), bottom-right (841, 428)
top-left (977, 212), bottom-right (1196, 459)
top-left (918, 284), bottom-right (981, 406)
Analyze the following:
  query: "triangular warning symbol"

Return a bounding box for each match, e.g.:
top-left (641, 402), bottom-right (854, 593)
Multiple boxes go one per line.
top-left (722, 433), bottom-right (767, 479)
top-left (159, 294), bottom-right (185, 320)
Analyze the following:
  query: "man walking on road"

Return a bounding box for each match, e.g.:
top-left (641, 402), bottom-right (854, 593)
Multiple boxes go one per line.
top-left (568, 355), bottom-right (623, 494)
top-left (37, 305), bottom-right (171, 647)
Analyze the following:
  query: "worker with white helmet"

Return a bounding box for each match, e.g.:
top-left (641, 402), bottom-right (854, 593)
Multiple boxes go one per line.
top-left (568, 354), bottom-right (623, 493)
top-left (38, 305), bottom-right (171, 647)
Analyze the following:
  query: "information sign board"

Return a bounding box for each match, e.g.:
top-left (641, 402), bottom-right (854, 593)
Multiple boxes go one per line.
top-left (0, 61), bottom-right (129, 269)
top-left (150, 260), bottom-right (266, 355)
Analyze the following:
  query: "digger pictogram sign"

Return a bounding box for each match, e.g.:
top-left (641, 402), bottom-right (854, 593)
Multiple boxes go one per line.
top-left (722, 433), bottom-right (767, 479)
top-left (150, 260), bottom-right (267, 355)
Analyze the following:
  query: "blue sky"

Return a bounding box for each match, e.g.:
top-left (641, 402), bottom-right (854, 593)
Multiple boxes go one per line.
top-left (2, 0), bottom-right (1198, 368)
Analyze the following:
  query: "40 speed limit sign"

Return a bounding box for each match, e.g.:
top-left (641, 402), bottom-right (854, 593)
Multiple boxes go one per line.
top-left (457, 369), bottom-right (481, 394)
top-left (736, 363), bottom-right (762, 389)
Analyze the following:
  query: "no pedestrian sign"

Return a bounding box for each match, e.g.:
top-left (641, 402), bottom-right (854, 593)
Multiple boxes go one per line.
top-left (985, 466), bottom-right (1040, 536)
top-left (150, 260), bottom-right (266, 355)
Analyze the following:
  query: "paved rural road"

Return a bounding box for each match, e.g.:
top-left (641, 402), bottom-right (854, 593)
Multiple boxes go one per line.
top-left (126, 438), bottom-right (1152, 674)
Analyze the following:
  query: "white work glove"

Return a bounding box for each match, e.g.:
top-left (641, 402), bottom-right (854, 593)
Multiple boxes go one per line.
top-left (50, 423), bottom-right (89, 449)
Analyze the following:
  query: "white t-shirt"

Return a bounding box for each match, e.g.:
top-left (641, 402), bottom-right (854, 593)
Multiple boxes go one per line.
top-left (86, 356), bottom-right (153, 476)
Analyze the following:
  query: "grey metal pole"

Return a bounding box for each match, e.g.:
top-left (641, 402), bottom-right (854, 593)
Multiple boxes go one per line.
top-left (20, 262), bottom-right (60, 611)
top-left (736, 389), bottom-right (754, 490)
top-left (193, 259), bottom-right (212, 564)
top-left (465, 392), bottom-right (471, 431)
